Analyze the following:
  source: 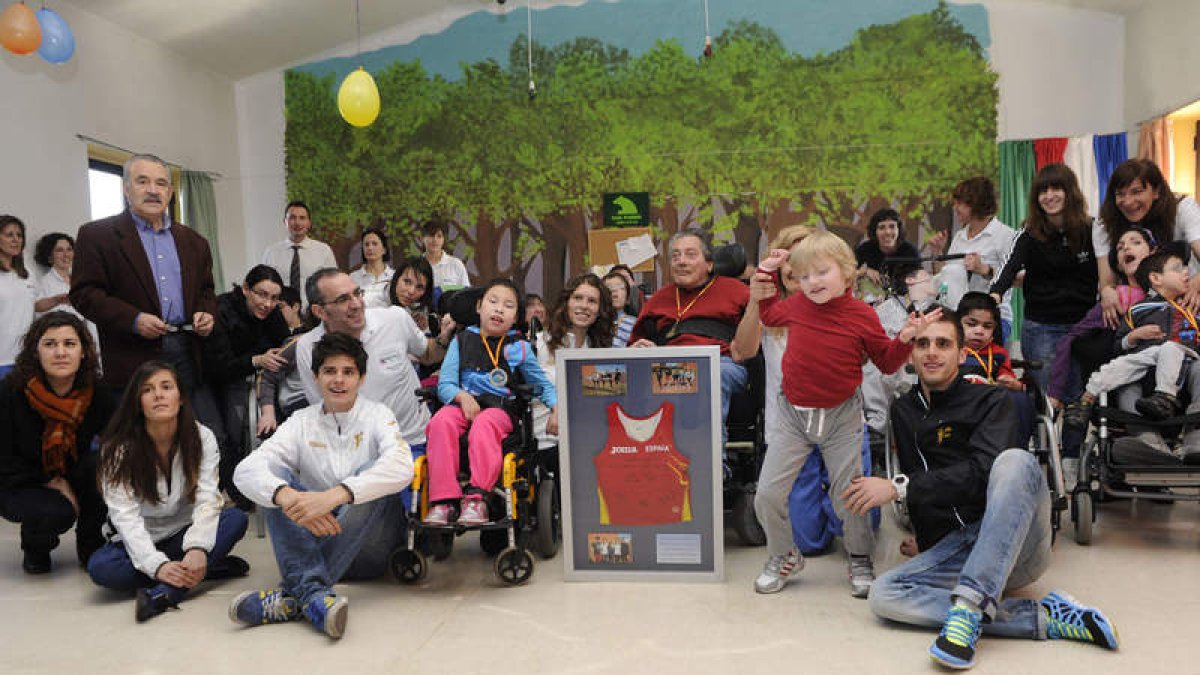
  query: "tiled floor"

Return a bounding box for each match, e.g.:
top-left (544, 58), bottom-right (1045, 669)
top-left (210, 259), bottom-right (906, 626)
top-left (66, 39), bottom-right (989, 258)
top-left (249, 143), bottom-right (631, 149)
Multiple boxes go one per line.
top-left (1, 497), bottom-right (1195, 674)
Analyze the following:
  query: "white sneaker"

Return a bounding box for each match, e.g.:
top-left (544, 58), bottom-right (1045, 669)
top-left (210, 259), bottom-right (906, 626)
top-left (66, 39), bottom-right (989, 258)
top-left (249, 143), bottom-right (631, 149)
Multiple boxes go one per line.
top-left (848, 555), bottom-right (874, 598)
top-left (754, 549), bottom-right (804, 594)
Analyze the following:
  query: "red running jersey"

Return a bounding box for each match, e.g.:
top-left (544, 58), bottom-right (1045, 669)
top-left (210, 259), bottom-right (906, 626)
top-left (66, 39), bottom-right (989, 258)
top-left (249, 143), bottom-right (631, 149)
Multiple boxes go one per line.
top-left (594, 402), bottom-right (692, 525)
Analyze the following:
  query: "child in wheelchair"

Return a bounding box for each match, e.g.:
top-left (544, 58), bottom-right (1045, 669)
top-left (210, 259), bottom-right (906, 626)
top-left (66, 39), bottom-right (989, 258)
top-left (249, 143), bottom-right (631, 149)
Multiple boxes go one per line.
top-left (1064, 248), bottom-right (1200, 461)
top-left (422, 279), bottom-right (558, 526)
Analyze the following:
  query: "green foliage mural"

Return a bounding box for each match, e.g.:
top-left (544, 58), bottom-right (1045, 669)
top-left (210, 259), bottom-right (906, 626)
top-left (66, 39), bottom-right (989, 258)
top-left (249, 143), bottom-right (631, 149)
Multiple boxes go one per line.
top-left (285, 4), bottom-right (997, 298)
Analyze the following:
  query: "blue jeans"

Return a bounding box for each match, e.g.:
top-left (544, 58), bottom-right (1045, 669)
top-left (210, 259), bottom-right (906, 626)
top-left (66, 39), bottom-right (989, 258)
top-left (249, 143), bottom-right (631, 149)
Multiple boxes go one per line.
top-left (266, 488), bottom-right (406, 607)
top-left (1021, 319), bottom-right (1077, 400)
top-left (87, 507), bottom-right (249, 598)
top-left (869, 449), bottom-right (1052, 639)
top-left (720, 356), bottom-right (749, 443)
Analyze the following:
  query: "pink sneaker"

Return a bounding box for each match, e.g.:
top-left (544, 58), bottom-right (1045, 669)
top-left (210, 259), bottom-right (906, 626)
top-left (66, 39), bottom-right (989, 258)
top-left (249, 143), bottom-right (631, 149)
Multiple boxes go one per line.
top-left (423, 503), bottom-right (453, 526)
top-left (457, 499), bottom-right (490, 525)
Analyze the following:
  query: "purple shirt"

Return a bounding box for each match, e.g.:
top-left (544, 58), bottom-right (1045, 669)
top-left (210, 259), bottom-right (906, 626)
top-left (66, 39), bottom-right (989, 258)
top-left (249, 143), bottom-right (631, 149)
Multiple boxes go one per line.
top-left (131, 211), bottom-right (186, 326)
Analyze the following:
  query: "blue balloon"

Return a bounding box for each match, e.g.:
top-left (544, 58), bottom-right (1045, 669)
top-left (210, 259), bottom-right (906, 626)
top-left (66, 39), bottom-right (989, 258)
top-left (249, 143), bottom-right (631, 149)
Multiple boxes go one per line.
top-left (36, 8), bottom-right (74, 64)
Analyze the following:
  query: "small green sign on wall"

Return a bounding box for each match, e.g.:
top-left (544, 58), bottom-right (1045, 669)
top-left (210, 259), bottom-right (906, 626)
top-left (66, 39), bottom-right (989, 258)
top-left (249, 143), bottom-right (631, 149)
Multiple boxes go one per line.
top-left (603, 192), bottom-right (651, 227)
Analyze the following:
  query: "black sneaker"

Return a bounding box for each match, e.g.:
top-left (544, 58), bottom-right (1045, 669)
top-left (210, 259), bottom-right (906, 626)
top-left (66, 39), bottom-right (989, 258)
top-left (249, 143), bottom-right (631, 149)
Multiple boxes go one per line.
top-left (1063, 399), bottom-right (1094, 431)
top-left (135, 588), bottom-right (179, 623)
top-left (205, 555), bottom-right (251, 581)
top-left (22, 550), bottom-right (51, 575)
top-left (1135, 392), bottom-right (1181, 421)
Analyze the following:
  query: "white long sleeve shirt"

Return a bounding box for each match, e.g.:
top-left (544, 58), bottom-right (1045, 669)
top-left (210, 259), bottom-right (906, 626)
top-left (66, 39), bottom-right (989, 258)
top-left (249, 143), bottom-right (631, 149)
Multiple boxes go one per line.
top-left (101, 424), bottom-right (223, 577)
top-left (234, 396), bottom-right (413, 508)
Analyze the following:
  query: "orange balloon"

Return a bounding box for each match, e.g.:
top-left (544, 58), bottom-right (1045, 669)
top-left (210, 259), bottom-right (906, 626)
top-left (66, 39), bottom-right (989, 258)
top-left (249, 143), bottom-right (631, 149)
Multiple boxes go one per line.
top-left (0, 2), bottom-right (41, 55)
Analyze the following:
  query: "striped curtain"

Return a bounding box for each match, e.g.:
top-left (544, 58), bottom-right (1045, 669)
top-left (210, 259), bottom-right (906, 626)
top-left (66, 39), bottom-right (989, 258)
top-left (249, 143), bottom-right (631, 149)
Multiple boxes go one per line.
top-left (998, 140), bottom-right (1035, 339)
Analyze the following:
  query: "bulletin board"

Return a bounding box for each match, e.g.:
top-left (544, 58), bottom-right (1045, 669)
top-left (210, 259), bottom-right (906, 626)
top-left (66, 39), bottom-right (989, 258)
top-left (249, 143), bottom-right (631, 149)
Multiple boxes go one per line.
top-left (587, 227), bottom-right (656, 273)
top-left (557, 346), bottom-right (723, 582)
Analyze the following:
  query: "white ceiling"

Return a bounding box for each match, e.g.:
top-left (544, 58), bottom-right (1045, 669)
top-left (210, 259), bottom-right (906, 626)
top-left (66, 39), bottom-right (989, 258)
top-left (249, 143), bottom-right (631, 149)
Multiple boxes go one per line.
top-left (72, 0), bottom-right (1147, 81)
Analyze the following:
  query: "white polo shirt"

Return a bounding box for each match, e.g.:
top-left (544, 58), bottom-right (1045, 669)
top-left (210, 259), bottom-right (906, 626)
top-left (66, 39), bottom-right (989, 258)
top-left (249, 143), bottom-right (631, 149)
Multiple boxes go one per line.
top-left (295, 306), bottom-right (430, 445)
top-left (944, 217), bottom-right (1016, 323)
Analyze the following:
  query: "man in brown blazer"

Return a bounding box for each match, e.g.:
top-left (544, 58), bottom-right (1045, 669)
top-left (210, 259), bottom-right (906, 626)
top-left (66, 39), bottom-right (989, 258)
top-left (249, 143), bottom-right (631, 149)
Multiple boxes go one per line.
top-left (71, 154), bottom-right (218, 394)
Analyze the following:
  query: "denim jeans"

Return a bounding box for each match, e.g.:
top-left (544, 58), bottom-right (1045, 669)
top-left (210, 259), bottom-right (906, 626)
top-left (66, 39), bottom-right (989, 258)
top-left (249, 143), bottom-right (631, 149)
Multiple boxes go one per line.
top-left (869, 449), bottom-right (1052, 639)
top-left (1021, 318), bottom-right (1077, 400)
top-left (266, 487), bottom-right (406, 607)
top-left (87, 507), bottom-right (249, 597)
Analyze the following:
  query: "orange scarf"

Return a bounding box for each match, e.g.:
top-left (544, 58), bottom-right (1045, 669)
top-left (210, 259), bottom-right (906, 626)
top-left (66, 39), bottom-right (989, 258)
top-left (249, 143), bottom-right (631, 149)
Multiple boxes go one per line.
top-left (23, 377), bottom-right (93, 478)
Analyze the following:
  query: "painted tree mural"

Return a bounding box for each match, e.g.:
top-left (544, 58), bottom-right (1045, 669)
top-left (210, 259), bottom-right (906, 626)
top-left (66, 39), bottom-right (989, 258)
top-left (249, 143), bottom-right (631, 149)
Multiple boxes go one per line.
top-left (285, 4), bottom-right (997, 298)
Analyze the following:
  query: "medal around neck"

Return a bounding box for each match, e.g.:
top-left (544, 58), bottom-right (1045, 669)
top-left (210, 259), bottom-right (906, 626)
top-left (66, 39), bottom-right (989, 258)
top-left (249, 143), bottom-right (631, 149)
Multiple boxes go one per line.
top-left (489, 368), bottom-right (509, 387)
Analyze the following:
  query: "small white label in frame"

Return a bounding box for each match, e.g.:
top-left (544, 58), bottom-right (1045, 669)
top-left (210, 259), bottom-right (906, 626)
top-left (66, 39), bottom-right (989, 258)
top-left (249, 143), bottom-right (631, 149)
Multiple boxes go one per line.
top-left (655, 533), bottom-right (702, 565)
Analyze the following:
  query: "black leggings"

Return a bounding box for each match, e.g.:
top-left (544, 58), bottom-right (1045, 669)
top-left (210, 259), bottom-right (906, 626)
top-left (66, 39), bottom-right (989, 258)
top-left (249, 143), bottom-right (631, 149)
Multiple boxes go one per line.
top-left (0, 452), bottom-right (105, 564)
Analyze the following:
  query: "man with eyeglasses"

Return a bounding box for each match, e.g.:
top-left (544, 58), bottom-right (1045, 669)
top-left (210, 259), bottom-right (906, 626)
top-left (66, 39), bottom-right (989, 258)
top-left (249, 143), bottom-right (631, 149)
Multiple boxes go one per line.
top-left (844, 309), bottom-right (1118, 669)
top-left (271, 269), bottom-right (452, 458)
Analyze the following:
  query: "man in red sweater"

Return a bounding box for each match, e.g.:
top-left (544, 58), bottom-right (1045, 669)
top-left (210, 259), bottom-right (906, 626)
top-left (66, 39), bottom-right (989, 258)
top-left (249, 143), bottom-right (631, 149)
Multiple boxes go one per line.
top-left (629, 229), bottom-right (752, 439)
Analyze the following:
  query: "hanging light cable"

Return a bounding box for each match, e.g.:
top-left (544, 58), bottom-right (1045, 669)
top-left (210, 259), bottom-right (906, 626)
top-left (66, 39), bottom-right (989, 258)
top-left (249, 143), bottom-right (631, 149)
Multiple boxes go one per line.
top-left (337, 0), bottom-right (381, 127)
top-left (702, 0), bottom-right (713, 58)
top-left (527, 0), bottom-right (536, 98)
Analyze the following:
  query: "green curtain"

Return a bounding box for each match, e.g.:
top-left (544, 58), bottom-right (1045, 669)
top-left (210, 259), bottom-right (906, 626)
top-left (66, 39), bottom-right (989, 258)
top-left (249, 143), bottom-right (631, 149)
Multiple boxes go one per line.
top-left (997, 140), bottom-right (1035, 342)
top-left (181, 170), bottom-right (225, 289)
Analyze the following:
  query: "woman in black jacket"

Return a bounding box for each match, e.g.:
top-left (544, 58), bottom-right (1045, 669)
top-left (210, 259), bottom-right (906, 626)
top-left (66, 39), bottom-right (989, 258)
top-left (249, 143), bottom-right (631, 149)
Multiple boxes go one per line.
top-left (0, 311), bottom-right (114, 573)
top-left (990, 164), bottom-right (1098, 396)
top-left (202, 265), bottom-right (292, 506)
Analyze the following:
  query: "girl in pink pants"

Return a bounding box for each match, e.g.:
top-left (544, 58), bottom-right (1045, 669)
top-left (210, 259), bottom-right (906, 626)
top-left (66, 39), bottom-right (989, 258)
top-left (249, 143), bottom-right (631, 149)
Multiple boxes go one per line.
top-left (423, 280), bottom-right (558, 526)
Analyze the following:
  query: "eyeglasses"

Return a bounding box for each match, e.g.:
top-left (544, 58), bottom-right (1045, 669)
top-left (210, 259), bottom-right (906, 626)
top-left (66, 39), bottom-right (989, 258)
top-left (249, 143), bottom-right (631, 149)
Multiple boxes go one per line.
top-left (248, 287), bottom-right (281, 304)
top-left (318, 287), bottom-right (365, 308)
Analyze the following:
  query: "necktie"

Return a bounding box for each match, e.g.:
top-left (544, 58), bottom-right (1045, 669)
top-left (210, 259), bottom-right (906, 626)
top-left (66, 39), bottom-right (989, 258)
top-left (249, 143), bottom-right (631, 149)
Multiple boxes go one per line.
top-left (289, 245), bottom-right (301, 291)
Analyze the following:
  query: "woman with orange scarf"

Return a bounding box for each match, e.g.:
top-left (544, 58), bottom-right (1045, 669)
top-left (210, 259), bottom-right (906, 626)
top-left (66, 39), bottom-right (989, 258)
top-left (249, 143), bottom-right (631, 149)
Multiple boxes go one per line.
top-left (0, 312), bottom-right (113, 573)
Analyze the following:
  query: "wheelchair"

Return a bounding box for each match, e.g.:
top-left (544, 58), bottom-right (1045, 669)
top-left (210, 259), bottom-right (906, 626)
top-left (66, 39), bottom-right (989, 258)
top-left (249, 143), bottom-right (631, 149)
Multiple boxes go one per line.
top-left (1071, 388), bottom-right (1200, 545)
top-left (723, 351), bottom-right (767, 546)
top-left (388, 291), bottom-right (559, 586)
top-left (883, 360), bottom-right (1068, 542)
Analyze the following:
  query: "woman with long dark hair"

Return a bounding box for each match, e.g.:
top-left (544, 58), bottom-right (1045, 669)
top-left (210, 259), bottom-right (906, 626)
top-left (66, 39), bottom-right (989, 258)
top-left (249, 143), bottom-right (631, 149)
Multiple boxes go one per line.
top-left (350, 227), bottom-right (395, 309)
top-left (1094, 158), bottom-right (1200, 324)
top-left (534, 274), bottom-right (616, 446)
top-left (0, 312), bottom-right (113, 573)
top-left (601, 271), bottom-right (637, 347)
top-left (855, 207), bottom-right (920, 293)
top-left (990, 163), bottom-right (1098, 394)
top-left (87, 361), bottom-right (249, 622)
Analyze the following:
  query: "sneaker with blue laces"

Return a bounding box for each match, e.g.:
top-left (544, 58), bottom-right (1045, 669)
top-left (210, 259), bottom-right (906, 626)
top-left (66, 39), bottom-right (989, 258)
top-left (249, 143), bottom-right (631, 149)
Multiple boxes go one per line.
top-left (229, 588), bottom-right (301, 627)
top-left (304, 594), bottom-right (349, 639)
top-left (1042, 591), bottom-right (1119, 650)
top-left (929, 604), bottom-right (983, 669)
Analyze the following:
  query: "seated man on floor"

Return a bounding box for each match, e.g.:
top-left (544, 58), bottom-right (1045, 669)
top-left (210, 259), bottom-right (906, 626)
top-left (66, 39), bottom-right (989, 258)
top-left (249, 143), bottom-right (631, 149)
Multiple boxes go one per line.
top-left (229, 332), bottom-right (413, 640)
top-left (843, 309), bottom-right (1118, 669)
top-left (628, 228), bottom-right (751, 438)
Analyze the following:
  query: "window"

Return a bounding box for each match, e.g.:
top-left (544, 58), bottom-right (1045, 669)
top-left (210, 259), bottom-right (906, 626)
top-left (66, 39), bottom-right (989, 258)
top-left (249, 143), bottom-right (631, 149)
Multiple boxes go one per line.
top-left (88, 159), bottom-right (125, 221)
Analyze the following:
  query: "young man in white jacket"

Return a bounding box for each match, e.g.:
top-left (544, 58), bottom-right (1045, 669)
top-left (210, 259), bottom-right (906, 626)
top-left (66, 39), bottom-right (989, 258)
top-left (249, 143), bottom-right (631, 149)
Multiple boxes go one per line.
top-left (229, 332), bottom-right (413, 639)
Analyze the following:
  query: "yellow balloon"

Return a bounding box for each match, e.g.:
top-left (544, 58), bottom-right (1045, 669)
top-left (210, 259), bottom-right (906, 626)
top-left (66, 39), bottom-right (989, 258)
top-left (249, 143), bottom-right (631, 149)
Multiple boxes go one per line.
top-left (337, 67), bottom-right (381, 127)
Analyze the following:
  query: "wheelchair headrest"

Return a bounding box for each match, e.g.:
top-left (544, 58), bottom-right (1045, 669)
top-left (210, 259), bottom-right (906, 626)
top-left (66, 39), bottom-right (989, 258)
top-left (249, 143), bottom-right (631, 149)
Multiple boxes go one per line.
top-left (439, 286), bottom-right (484, 327)
top-left (713, 243), bottom-right (748, 279)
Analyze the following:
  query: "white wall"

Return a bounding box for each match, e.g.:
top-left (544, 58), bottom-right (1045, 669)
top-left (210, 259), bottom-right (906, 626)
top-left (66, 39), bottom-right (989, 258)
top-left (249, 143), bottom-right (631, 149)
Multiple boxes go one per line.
top-left (1125, 0), bottom-right (1200, 147)
top-left (0, 2), bottom-right (245, 288)
top-left (236, 1), bottom-right (1127, 262)
top-left (983, 1), bottom-right (1124, 140)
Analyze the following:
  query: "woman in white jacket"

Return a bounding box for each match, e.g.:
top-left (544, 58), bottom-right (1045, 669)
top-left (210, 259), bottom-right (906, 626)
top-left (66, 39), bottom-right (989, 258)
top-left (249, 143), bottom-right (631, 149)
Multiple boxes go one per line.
top-left (87, 361), bottom-right (249, 622)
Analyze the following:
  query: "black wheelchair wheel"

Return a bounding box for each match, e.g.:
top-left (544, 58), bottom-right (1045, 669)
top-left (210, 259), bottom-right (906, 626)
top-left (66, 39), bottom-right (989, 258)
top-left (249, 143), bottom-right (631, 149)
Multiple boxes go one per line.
top-left (480, 528), bottom-right (509, 556)
top-left (389, 547), bottom-right (427, 584)
top-left (1073, 491), bottom-right (1094, 545)
top-left (534, 478), bottom-right (561, 559)
top-left (494, 547), bottom-right (535, 585)
top-left (732, 490), bottom-right (766, 546)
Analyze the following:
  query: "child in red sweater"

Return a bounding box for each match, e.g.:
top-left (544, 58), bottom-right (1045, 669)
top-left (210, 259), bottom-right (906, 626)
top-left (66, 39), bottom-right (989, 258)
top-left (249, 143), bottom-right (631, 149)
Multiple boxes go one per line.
top-left (958, 292), bottom-right (1022, 390)
top-left (751, 230), bottom-right (938, 597)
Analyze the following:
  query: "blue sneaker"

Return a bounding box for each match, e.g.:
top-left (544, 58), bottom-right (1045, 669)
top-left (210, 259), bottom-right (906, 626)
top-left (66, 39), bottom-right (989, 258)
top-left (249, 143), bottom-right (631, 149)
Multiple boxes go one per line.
top-left (929, 605), bottom-right (983, 669)
top-left (1042, 591), bottom-right (1119, 650)
top-left (229, 588), bottom-right (300, 627)
top-left (304, 594), bottom-right (349, 639)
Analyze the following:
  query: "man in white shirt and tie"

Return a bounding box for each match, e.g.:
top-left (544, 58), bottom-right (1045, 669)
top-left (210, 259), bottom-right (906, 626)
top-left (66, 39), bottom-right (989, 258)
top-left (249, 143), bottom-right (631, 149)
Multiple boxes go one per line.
top-left (261, 201), bottom-right (337, 307)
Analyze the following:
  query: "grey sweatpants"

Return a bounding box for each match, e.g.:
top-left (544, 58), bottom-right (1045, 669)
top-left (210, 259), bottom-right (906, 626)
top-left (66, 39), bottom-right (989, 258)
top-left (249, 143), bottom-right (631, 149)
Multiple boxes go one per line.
top-left (1085, 341), bottom-right (1198, 398)
top-left (754, 391), bottom-right (875, 558)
